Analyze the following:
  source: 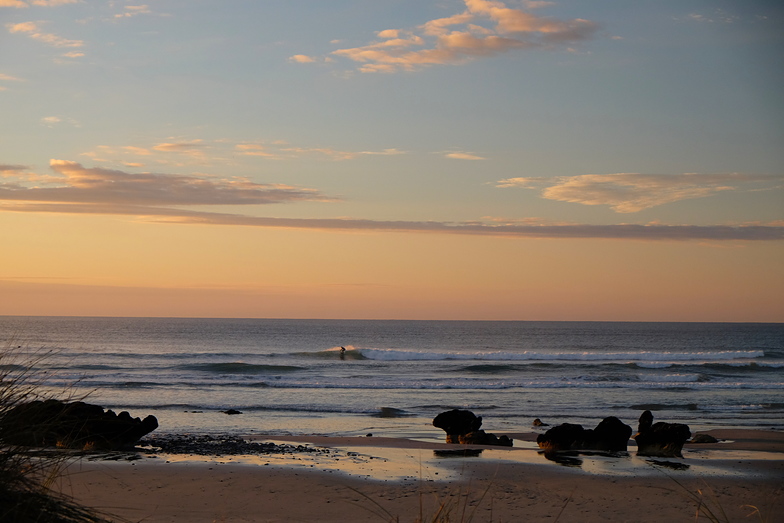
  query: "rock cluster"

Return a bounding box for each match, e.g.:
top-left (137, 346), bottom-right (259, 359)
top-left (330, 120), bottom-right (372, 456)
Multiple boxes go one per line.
top-left (139, 434), bottom-right (333, 457)
top-left (536, 416), bottom-right (632, 454)
top-left (432, 409), bottom-right (513, 446)
top-left (633, 410), bottom-right (691, 457)
top-left (0, 399), bottom-right (158, 450)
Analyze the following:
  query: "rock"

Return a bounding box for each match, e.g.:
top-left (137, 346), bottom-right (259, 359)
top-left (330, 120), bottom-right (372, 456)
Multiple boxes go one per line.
top-left (0, 399), bottom-right (158, 450)
top-left (533, 418), bottom-right (549, 427)
top-left (592, 416), bottom-right (633, 452)
top-left (433, 409), bottom-right (512, 447)
top-left (433, 409), bottom-right (482, 438)
top-left (223, 409), bottom-right (242, 415)
top-left (536, 423), bottom-right (590, 453)
top-left (536, 416), bottom-right (632, 453)
top-left (690, 434), bottom-right (719, 444)
top-left (458, 430), bottom-right (512, 447)
top-left (634, 410), bottom-right (691, 458)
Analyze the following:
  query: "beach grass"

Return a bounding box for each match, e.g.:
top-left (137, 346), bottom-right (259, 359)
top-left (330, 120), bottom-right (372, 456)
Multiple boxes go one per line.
top-left (652, 466), bottom-right (781, 523)
top-left (0, 345), bottom-right (111, 523)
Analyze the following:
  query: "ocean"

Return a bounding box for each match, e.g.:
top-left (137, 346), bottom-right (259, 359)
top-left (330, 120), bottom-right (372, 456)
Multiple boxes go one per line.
top-left (2, 317), bottom-right (782, 440)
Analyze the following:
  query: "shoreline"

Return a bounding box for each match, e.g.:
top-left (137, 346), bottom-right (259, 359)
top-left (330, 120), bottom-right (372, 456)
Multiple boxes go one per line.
top-left (59, 428), bottom-right (783, 522)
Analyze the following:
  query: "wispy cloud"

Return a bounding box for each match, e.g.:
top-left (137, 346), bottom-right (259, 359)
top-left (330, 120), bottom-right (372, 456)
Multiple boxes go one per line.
top-left (0, 0), bottom-right (28, 8)
top-left (0, 72), bottom-right (24, 91)
top-left (7, 20), bottom-right (84, 47)
top-left (1, 162), bottom-right (781, 241)
top-left (297, 0), bottom-right (598, 73)
top-left (289, 54), bottom-right (316, 63)
top-left (30, 0), bottom-right (80, 5)
top-left (1, 198), bottom-right (780, 242)
top-left (444, 151), bottom-right (486, 160)
top-left (152, 139), bottom-right (206, 155)
top-left (0, 164), bottom-right (29, 174)
top-left (274, 146), bottom-right (405, 161)
top-left (114, 4), bottom-right (151, 19)
top-left (0, 160), bottom-right (333, 207)
top-left (497, 173), bottom-right (784, 212)
top-left (40, 115), bottom-right (80, 127)
top-left (0, 0), bottom-right (90, 7)
top-left (82, 138), bottom-right (406, 166)
top-left (683, 10), bottom-right (740, 24)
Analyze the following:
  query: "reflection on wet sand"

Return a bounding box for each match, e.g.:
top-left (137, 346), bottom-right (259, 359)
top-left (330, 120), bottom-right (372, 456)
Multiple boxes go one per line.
top-left (433, 448), bottom-right (484, 458)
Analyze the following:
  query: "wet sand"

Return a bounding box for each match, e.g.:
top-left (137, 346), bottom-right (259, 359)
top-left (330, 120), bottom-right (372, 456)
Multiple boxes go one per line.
top-left (59, 429), bottom-right (783, 522)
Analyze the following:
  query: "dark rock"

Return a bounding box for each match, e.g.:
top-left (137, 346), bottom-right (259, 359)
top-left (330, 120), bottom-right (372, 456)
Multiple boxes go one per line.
top-left (536, 416), bottom-right (632, 453)
top-left (433, 409), bottom-right (512, 447)
top-left (458, 430), bottom-right (513, 447)
top-left (593, 416), bottom-right (633, 452)
top-left (533, 418), bottom-right (549, 427)
top-left (223, 409), bottom-right (242, 415)
top-left (0, 399), bottom-right (158, 450)
top-left (139, 434), bottom-right (334, 457)
top-left (536, 423), bottom-right (589, 453)
top-left (689, 434), bottom-right (719, 444)
top-left (634, 410), bottom-right (691, 458)
top-left (433, 409), bottom-right (482, 439)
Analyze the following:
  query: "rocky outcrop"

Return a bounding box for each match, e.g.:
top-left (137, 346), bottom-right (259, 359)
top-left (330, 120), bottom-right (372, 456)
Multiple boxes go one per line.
top-left (592, 416), bottom-right (634, 452)
top-left (433, 409), bottom-right (483, 444)
top-left (0, 399), bottom-right (158, 450)
top-left (432, 409), bottom-right (512, 447)
top-left (536, 416), bottom-right (632, 453)
top-left (633, 410), bottom-right (691, 458)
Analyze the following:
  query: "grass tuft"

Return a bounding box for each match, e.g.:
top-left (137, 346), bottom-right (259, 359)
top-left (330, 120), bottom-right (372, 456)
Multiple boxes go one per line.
top-left (0, 345), bottom-right (112, 523)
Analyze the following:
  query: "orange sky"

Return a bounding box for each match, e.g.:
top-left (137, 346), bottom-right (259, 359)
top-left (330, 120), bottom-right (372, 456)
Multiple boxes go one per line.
top-left (2, 1), bottom-right (783, 321)
top-left (2, 212), bottom-right (781, 320)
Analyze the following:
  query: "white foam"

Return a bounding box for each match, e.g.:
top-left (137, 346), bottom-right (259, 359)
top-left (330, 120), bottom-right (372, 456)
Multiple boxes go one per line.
top-left (357, 348), bottom-right (765, 363)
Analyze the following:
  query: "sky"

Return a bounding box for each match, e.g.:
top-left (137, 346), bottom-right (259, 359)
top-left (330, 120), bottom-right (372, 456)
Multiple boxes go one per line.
top-left (1, 0), bottom-right (783, 321)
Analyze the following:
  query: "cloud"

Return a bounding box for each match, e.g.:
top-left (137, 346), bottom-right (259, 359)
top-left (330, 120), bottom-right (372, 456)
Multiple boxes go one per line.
top-left (40, 115), bottom-right (80, 127)
top-left (81, 139), bottom-right (406, 167)
top-left (496, 173), bottom-right (784, 212)
top-left (301, 0), bottom-right (598, 72)
top-left (152, 140), bottom-right (205, 153)
top-left (122, 146), bottom-right (152, 156)
top-left (289, 54), bottom-right (316, 63)
top-left (1, 199), bottom-right (781, 242)
top-left (0, 164), bottom-right (29, 174)
top-left (114, 4), bottom-right (151, 19)
top-left (1, 162), bottom-right (781, 242)
top-left (0, 0), bottom-right (27, 7)
top-left (41, 116), bottom-right (61, 126)
top-left (684, 9), bottom-right (740, 24)
top-left (0, 160), bottom-right (333, 207)
top-left (30, 0), bottom-right (80, 5)
top-left (276, 147), bottom-right (407, 161)
top-left (445, 151), bottom-right (486, 160)
top-left (0, 73), bottom-right (24, 91)
top-left (7, 20), bottom-right (84, 47)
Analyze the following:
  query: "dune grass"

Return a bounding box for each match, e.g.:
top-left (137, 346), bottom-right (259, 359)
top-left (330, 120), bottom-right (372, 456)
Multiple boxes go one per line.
top-left (0, 346), bottom-right (112, 523)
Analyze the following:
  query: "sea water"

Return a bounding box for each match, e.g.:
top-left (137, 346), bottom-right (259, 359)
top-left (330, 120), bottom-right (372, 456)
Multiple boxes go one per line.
top-left (2, 317), bottom-right (782, 439)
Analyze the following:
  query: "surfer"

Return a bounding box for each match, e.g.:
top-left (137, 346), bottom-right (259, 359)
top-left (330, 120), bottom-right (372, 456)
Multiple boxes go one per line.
top-left (340, 346), bottom-right (346, 360)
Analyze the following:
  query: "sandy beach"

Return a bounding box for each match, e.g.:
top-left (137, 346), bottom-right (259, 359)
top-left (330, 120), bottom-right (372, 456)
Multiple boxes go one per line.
top-left (56, 429), bottom-right (783, 522)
